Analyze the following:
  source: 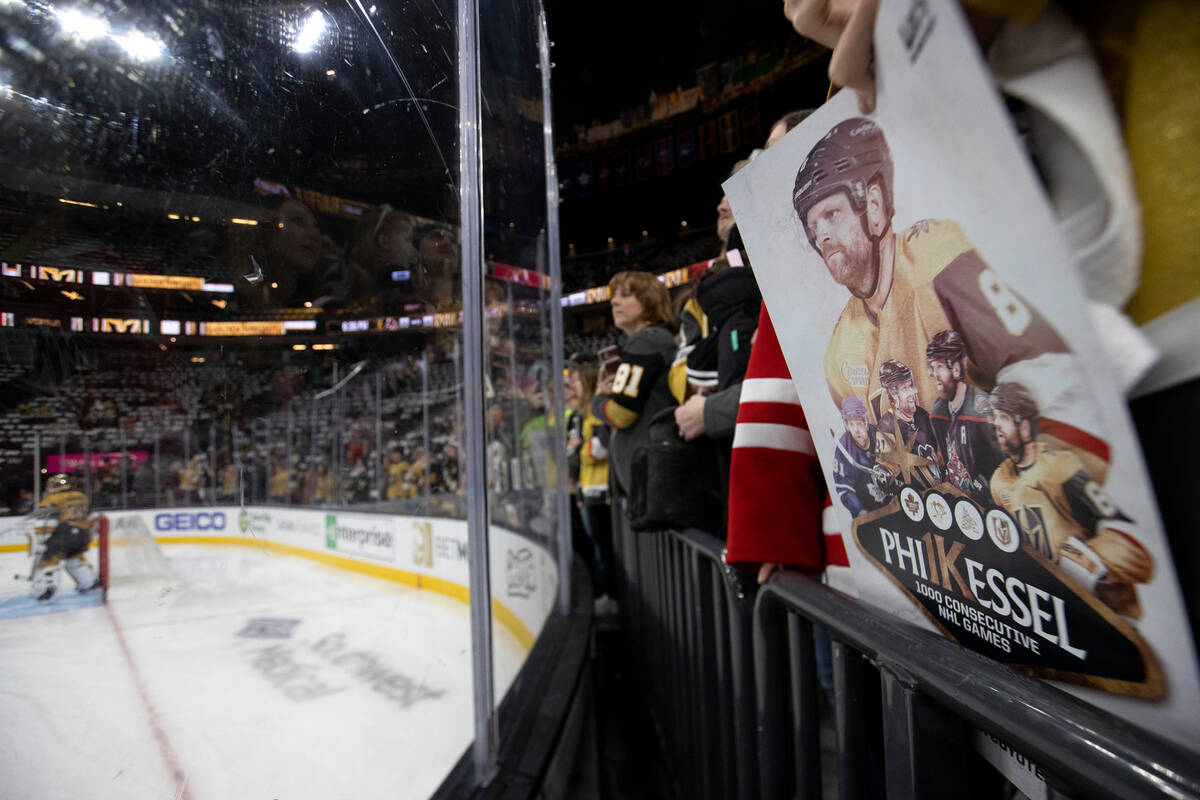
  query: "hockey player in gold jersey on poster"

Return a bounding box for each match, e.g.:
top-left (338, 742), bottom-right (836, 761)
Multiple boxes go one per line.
top-left (987, 383), bottom-right (1153, 620)
top-left (791, 117), bottom-right (1154, 618)
top-left (28, 474), bottom-right (101, 601)
top-left (793, 118), bottom-right (1113, 486)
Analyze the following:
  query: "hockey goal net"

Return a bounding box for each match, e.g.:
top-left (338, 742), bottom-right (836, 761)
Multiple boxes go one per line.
top-left (97, 514), bottom-right (176, 594)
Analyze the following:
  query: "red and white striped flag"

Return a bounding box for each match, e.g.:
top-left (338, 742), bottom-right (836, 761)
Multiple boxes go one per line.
top-left (726, 303), bottom-right (851, 582)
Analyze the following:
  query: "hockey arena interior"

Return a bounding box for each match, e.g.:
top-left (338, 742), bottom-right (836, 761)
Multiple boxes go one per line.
top-left (1, 0), bottom-right (1198, 798)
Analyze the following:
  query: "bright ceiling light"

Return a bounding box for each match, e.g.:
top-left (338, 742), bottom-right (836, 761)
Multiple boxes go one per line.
top-left (293, 10), bottom-right (328, 54)
top-left (114, 30), bottom-right (165, 61)
top-left (54, 7), bottom-right (110, 41)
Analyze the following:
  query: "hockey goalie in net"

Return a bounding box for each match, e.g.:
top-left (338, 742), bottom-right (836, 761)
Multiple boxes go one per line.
top-left (25, 473), bottom-right (102, 602)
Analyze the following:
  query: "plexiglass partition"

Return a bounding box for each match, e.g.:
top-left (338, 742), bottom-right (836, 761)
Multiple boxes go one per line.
top-left (0, 0), bottom-right (563, 794)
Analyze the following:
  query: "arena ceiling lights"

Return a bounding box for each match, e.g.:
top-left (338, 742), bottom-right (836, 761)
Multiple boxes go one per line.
top-left (292, 10), bottom-right (329, 55)
top-left (49, 4), bottom-right (166, 61)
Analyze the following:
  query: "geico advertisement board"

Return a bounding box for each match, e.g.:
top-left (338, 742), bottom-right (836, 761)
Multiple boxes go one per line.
top-left (153, 510), bottom-right (229, 532)
top-left (101, 508), bottom-right (241, 539)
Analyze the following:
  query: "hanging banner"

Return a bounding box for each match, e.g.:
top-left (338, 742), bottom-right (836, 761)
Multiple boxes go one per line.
top-left (697, 120), bottom-right (719, 162)
top-left (614, 149), bottom-right (632, 188)
top-left (725, 0), bottom-right (1199, 754)
top-left (634, 144), bottom-right (653, 182)
top-left (676, 129), bottom-right (696, 169)
top-left (598, 156), bottom-right (612, 193)
top-left (574, 160), bottom-right (593, 198)
top-left (717, 111), bottom-right (740, 154)
top-left (740, 101), bottom-right (761, 148)
top-left (655, 136), bottom-right (675, 177)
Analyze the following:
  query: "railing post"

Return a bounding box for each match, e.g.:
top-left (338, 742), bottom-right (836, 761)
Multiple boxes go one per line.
top-left (832, 638), bottom-right (867, 800)
top-left (753, 587), bottom-right (793, 798)
top-left (787, 613), bottom-right (822, 800)
top-left (879, 662), bottom-right (969, 800)
top-left (725, 565), bottom-right (759, 800)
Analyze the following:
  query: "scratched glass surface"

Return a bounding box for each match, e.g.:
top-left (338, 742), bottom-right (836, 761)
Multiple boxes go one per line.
top-left (0, 1), bottom-right (544, 796)
top-left (474, 0), bottom-right (561, 717)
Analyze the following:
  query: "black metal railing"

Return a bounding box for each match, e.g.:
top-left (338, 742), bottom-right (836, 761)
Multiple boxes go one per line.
top-left (613, 509), bottom-right (760, 799)
top-left (611, 513), bottom-right (1200, 800)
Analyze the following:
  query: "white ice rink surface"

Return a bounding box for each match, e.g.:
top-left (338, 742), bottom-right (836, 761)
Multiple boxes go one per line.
top-left (0, 543), bottom-right (527, 800)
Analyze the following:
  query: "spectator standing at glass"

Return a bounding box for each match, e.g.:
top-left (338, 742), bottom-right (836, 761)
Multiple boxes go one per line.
top-left (569, 355), bottom-right (614, 608)
top-left (591, 271), bottom-right (678, 510)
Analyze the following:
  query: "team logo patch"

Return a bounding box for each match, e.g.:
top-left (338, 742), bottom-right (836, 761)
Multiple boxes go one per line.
top-left (954, 500), bottom-right (984, 540)
top-left (985, 508), bottom-right (1020, 554)
top-left (900, 487), bottom-right (924, 522)
top-left (925, 492), bottom-right (952, 531)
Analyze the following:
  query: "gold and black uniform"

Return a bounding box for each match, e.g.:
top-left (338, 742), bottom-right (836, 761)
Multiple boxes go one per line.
top-left (990, 442), bottom-right (1153, 618)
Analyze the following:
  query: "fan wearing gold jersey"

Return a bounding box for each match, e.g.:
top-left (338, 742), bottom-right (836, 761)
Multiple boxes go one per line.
top-left (987, 383), bottom-right (1152, 620)
top-left (29, 473), bottom-right (100, 601)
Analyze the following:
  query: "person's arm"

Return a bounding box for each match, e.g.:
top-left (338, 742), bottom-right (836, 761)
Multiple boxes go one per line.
top-left (702, 382), bottom-right (743, 439)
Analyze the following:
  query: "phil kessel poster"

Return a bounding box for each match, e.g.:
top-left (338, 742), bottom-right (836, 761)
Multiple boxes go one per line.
top-left (725, 0), bottom-right (1198, 751)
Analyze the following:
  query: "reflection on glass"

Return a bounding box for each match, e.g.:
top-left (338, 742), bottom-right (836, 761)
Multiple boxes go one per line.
top-left (0, 0), bottom-right (556, 796)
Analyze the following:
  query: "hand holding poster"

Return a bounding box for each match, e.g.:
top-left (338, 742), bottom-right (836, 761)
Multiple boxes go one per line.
top-left (724, 0), bottom-right (1198, 751)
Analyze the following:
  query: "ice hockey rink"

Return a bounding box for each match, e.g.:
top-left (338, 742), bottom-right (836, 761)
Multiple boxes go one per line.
top-left (0, 528), bottom-right (530, 800)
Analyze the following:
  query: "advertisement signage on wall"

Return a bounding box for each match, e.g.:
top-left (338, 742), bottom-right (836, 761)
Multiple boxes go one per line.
top-left (323, 513), bottom-right (396, 563)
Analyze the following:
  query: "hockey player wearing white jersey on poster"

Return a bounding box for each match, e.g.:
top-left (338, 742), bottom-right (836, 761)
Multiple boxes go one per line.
top-left (28, 473), bottom-right (101, 601)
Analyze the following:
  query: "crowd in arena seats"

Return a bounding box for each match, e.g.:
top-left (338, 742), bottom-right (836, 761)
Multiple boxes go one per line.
top-left (0, 340), bottom-right (568, 530)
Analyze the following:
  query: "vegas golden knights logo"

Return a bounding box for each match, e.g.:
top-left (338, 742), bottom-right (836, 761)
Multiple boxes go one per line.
top-left (904, 493), bottom-right (921, 517)
top-left (1015, 506), bottom-right (1050, 557)
top-left (995, 516), bottom-right (1013, 547)
top-left (412, 521), bottom-right (433, 568)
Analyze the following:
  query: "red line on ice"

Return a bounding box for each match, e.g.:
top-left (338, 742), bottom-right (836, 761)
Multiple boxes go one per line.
top-left (104, 603), bottom-right (196, 800)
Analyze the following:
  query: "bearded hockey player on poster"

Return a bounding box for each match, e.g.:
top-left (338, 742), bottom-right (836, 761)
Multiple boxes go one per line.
top-left (723, 0), bottom-right (1198, 755)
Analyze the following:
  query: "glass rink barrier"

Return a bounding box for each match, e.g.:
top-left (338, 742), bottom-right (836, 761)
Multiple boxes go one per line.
top-left (0, 1), bottom-right (589, 797)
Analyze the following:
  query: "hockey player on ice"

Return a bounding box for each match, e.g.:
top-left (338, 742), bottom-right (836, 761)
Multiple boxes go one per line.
top-left (27, 473), bottom-right (101, 601)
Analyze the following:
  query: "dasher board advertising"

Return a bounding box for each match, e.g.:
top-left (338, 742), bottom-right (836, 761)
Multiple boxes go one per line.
top-left (724, 0), bottom-right (1199, 750)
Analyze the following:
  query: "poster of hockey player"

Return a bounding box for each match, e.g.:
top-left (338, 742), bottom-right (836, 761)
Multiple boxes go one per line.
top-left (724, 0), bottom-right (1199, 752)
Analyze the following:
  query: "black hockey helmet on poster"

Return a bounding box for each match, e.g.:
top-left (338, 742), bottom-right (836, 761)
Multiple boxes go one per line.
top-left (792, 117), bottom-right (894, 250)
top-left (989, 381), bottom-right (1040, 423)
top-left (879, 359), bottom-right (914, 393)
top-left (925, 328), bottom-right (967, 366)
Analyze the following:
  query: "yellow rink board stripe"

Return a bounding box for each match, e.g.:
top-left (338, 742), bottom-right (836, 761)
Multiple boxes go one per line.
top-left (1, 536), bottom-right (536, 651)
